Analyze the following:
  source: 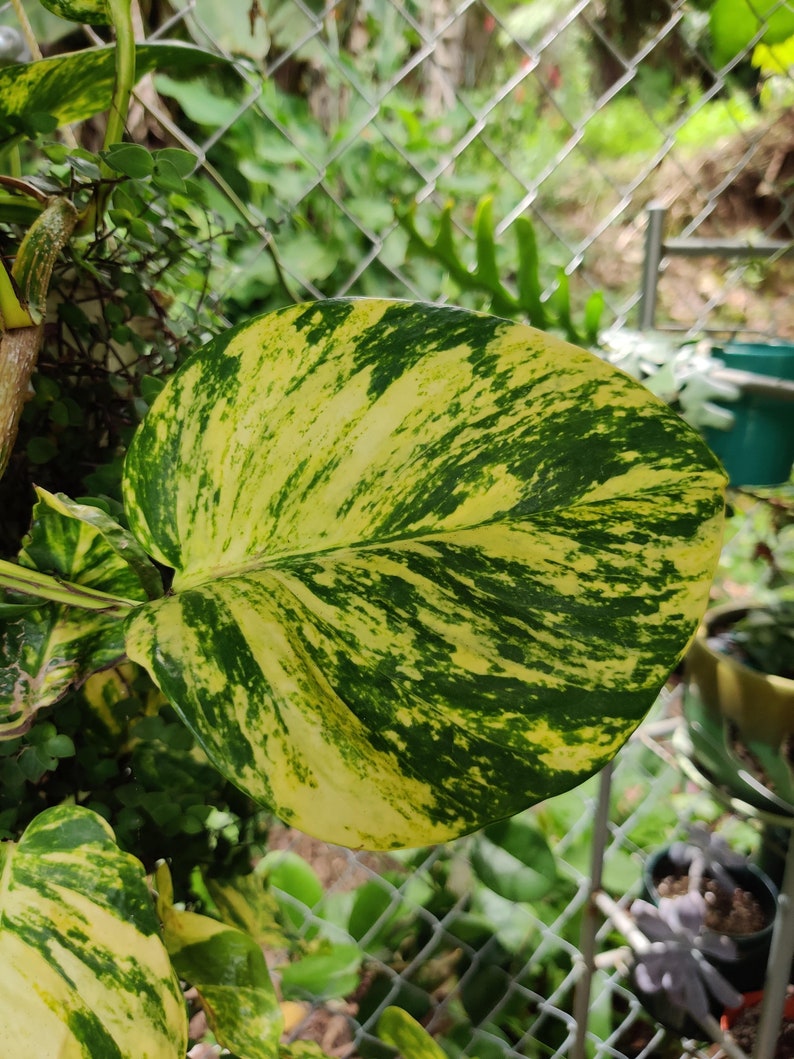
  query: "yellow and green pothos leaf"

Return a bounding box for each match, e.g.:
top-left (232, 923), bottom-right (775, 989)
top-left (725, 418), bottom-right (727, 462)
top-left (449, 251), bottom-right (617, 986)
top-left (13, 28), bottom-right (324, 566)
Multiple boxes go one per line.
top-left (38, 0), bottom-right (112, 24)
top-left (155, 862), bottom-right (283, 1059)
top-left (122, 299), bottom-right (726, 850)
top-left (0, 43), bottom-right (219, 146)
top-left (0, 805), bottom-right (187, 1058)
top-left (0, 488), bottom-right (160, 735)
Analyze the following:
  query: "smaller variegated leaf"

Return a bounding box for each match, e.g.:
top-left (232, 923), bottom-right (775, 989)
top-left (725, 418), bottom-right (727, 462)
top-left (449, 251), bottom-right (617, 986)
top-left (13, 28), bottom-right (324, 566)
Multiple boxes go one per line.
top-left (205, 872), bottom-right (294, 949)
top-left (155, 862), bottom-right (283, 1059)
top-left (0, 489), bottom-right (158, 735)
top-left (0, 43), bottom-right (221, 145)
top-left (38, 0), bottom-right (112, 24)
top-left (0, 805), bottom-right (187, 1058)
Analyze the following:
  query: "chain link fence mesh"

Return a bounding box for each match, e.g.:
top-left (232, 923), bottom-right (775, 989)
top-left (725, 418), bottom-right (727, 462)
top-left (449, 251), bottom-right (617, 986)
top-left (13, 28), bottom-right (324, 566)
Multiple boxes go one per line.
top-left (122, 0), bottom-right (794, 341)
top-left (4, 1), bottom-right (794, 1056)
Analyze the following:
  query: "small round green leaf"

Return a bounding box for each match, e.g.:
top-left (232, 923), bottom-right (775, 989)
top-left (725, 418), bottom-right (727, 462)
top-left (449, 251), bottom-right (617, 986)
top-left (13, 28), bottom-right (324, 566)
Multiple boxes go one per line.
top-left (43, 733), bottom-right (76, 758)
top-left (277, 944), bottom-right (362, 1001)
top-left (258, 850), bottom-right (323, 921)
top-left (25, 436), bottom-right (56, 464)
top-left (103, 143), bottom-right (154, 179)
top-left (154, 148), bottom-right (195, 177)
top-left (152, 158), bottom-right (186, 194)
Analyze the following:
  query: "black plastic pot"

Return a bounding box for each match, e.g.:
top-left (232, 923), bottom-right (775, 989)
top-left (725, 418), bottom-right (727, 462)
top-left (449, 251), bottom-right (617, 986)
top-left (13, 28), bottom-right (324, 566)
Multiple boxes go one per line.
top-left (629, 967), bottom-right (711, 1041)
top-left (643, 848), bottom-right (778, 994)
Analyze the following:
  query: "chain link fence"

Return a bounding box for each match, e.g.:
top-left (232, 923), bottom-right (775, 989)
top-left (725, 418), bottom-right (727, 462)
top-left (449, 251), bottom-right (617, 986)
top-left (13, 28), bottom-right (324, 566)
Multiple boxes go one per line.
top-left (127, 0), bottom-right (794, 341)
top-left (5, 1), bottom-right (794, 1056)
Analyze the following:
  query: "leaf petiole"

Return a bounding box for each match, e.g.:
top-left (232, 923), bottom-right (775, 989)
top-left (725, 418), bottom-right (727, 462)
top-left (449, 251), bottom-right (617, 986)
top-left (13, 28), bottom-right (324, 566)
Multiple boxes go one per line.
top-left (0, 557), bottom-right (140, 616)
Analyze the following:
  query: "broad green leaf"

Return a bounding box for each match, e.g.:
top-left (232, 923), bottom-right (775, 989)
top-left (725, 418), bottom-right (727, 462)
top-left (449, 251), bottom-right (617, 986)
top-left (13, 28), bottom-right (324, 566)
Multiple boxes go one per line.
top-left (38, 0), bottom-right (111, 25)
top-left (155, 862), bottom-right (283, 1059)
top-left (470, 886), bottom-right (539, 954)
top-left (377, 1007), bottom-right (449, 1059)
top-left (258, 850), bottom-right (324, 926)
top-left (710, 0), bottom-right (794, 66)
top-left (0, 805), bottom-right (186, 1057)
top-left (122, 300), bottom-right (725, 850)
top-left (0, 43), bottom-right (221, 144)
top-left (189, 0), bottom-right (272, 60)
top-left (277, 943), bottom-right (363, 1000)
top-left (0, 489), bottom-right (158, 735)
top-left (470, 815), bottom-right (557, 903)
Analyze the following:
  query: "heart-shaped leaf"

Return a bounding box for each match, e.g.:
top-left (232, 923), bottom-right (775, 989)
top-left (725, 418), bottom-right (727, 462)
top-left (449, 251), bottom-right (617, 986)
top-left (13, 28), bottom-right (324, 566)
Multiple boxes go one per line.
top-left (0, 805), bottom-right (186, 1057)
top-left (122, 299), bottom-right (725, 849)
top-left (155, 862), bottom-right (282, 1059)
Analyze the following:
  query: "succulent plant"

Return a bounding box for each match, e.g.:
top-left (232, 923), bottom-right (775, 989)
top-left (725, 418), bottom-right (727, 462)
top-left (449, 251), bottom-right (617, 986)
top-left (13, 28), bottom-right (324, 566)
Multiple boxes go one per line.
top-left (631, 894), bottom-right (742, 1023)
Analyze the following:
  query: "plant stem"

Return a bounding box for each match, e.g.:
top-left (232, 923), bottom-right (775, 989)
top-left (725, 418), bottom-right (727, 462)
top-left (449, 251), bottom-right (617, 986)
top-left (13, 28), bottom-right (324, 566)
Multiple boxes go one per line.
top-left (0, 324), bottom-right (42, 473)
top-left (0, 558), bottom-right (139, 616)
top-left (80, 0), bottom-right (136, 230)
top-left (103, 0), bottom-right (136, 156)
top-left (0, 198), bottom-right (78, 477)
top-left (8, 0), bottom-right (42, 61)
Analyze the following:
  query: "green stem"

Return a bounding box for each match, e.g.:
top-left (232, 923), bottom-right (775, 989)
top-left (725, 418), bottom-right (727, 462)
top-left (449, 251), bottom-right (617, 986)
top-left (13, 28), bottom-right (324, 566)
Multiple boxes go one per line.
top-left (88, 0), bottom-right (136, 227)
top-left (0, 558), bottom-right (139, 616)
top-left (103, 0), bottom-right (136, 155)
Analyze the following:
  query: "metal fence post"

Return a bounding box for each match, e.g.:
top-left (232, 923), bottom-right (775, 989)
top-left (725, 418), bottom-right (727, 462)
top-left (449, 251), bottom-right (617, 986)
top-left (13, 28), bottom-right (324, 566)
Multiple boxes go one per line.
top-left (638, 202), bottom-right (667, 331)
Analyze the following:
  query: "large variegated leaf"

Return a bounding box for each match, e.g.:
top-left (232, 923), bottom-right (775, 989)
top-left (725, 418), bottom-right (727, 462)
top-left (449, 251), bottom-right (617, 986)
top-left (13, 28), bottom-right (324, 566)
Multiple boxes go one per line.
top-left (0, 43), bottom-right (219, 143)
top-left (0, 488), bottom-right (159, 735)
top-left (122, 299), bottom-right (725, 849)
top-left (155, 862), bottom-right (283, 1059)
top-left (0, 805), bottom-right (187, 1058)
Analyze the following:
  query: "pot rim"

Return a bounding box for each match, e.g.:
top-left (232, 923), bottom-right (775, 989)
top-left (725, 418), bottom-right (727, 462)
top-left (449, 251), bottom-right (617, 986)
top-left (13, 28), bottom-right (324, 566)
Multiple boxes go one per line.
top-left (694, 601), bottom-right (794, 691)
top-left (643, 847), bottom-right (778, 941)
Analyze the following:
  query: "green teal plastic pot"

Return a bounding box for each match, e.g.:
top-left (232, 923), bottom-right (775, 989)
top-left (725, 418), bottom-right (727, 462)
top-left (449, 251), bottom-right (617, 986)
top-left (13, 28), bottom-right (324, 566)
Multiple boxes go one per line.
top-left (705, 341), bottom-right (794, 487)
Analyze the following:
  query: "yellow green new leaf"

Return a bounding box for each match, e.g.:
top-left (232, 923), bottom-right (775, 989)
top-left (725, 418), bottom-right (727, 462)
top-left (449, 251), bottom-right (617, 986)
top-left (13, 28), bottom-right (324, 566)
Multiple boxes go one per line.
top-left (0, 488), bottom-right (159, 735)
top-left (122, 299), bottom-right (726, 850)
top-left (0, 805), bottom-right (187, 1058)
top-left (0, 262), bottom-right (34, 330)
top-left (377, 1007), bottom-right (450, 1059)
top-left (155, 862), bottom-right (283, 1059)
top-left (12, 195), bottom-right (78, 323)
top-left (710, 0), bottom-right (794, 66)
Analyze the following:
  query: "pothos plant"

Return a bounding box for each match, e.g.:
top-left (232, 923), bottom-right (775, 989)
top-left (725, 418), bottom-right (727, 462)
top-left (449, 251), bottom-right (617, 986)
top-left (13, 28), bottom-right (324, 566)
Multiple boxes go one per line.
top-left (0, 1), bottom-right (729, 1057)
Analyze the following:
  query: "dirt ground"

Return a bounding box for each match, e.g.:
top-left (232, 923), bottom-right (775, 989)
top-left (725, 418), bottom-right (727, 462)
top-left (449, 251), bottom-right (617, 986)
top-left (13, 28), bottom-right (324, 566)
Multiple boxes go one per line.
top-left (572, 108), bottom-right (794, 338)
